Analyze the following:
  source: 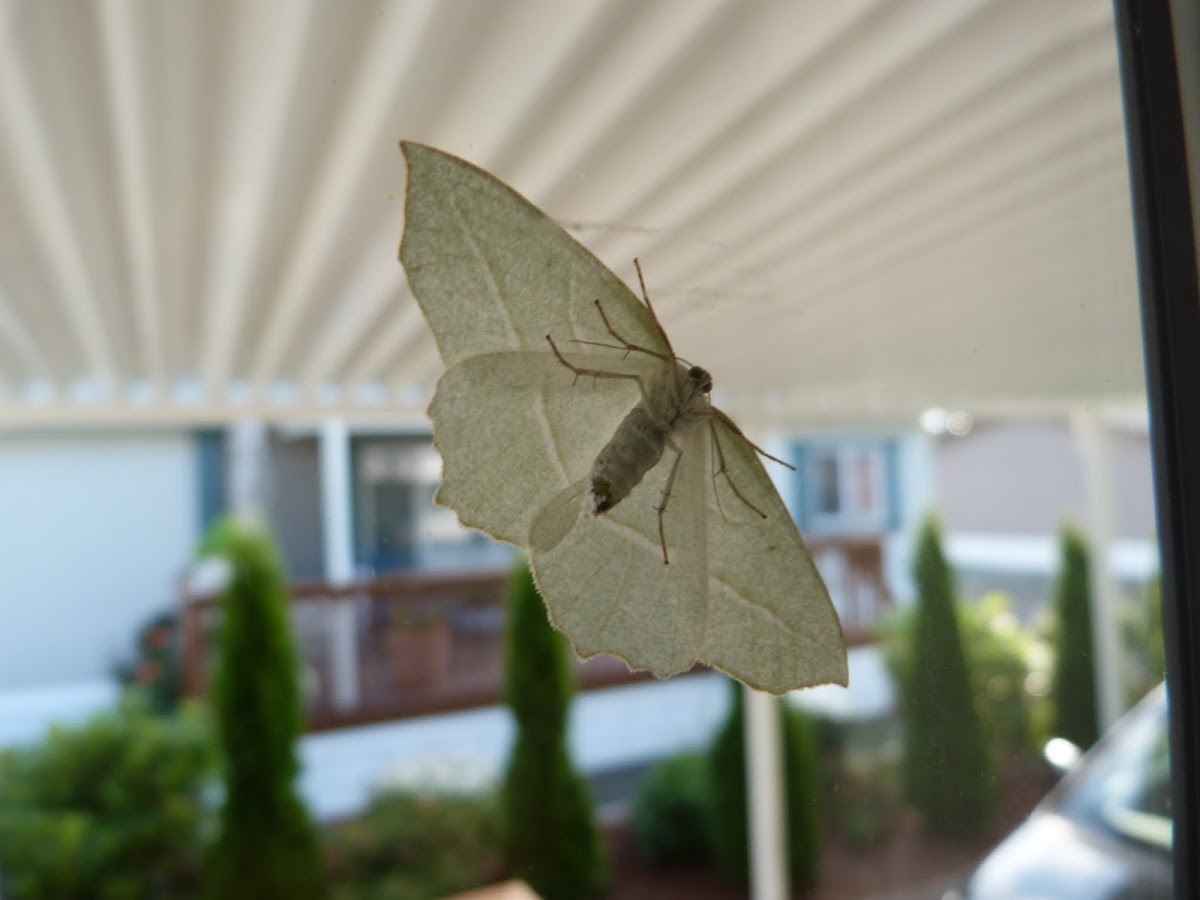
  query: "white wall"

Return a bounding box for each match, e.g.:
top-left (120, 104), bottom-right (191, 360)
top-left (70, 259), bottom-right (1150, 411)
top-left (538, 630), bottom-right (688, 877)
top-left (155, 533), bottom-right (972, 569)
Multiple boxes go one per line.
top-left (0, 431), bottom-right (197, 689)
top-left (884, 432), bottom-right (937, 605)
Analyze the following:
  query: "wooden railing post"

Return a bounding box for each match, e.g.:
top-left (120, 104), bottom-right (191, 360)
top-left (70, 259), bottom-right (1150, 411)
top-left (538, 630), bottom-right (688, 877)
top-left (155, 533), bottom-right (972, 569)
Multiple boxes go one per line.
top-left (329, 593), bottom-right (359, 711)
top-left (179, 595), bottom-right (208, 698)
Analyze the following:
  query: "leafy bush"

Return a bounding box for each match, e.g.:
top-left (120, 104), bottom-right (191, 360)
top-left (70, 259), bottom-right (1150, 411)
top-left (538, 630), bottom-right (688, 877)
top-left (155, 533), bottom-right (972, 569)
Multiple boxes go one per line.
top-left (201, 519), bottom-right (326, 900)
top-left (0, 697), bottom-right (214, 900)
top-left (825, 719), bottom-right (902, 849)
top-left (501, 561), bottom-right (607, 900)
top-left (324, 790), bottom-right (504, 900)
top-left (630, 752), bottom-right (710, 864)
top-left (1049, 525), bottom-right (1100, 750)
top-left (707, 678), bottom-right (821, 889)
top-left (902, 515), bottom-right (994, 836)
top-left (881, 591), bottom-right (1050, 757)
top-left (1123, 573), bottom-right (1166, 705)
top-left (780, 701), bottom-right (821, 884)
top-left (958, 595), bottom-right (1034, 751)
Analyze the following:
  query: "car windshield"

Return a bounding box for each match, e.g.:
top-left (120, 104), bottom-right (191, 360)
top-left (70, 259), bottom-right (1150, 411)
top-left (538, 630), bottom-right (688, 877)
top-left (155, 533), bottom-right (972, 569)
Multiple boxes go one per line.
top-left (1056, 686), bottom-right (1172, 854)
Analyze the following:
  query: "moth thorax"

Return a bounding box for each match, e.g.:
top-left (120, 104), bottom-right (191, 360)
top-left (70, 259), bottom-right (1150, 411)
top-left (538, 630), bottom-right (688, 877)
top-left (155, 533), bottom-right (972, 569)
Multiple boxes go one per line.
top-left (687, 365), bottom-right (713, 393)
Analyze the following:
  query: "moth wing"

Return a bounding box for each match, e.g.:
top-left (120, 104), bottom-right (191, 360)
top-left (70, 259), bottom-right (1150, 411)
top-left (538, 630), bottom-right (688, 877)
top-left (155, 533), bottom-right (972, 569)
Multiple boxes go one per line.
top-left (401, 142), bottom-right (671, 368)
top-left (528, 479), bottom-right (588, 553)
top-left (698, 410), bottom-right (849, 693)
top-left (530, 420), bottom-right (710, 679)
top-left (430, 350), bottom-right (656, 546)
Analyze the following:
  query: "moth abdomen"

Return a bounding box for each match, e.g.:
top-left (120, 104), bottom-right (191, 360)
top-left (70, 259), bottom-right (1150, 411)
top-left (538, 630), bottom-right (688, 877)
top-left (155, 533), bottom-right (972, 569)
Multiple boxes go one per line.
top-left (587, 404), bottom-right (668, 515)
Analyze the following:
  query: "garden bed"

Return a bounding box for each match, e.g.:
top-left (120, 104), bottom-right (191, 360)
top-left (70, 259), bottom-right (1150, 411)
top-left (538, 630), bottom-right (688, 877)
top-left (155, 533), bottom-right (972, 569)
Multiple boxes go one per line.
top-left (606, 753), bottom-right (1052, 899)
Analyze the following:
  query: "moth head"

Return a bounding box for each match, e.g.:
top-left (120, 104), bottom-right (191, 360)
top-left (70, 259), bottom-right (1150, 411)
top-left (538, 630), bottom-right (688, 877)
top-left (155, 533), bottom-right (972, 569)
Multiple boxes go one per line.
top-left (687, 365), bottom-right (713, 393)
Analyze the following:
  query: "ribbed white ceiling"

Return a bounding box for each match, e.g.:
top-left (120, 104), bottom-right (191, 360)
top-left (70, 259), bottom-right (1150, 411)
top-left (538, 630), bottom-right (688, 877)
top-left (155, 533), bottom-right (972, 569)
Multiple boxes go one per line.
top-left (0, 0), bottom-right (1144, 428)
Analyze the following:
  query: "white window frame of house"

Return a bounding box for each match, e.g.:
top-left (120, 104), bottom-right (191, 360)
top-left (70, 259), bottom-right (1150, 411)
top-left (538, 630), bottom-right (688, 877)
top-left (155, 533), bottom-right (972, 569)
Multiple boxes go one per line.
top-left (796, 439), bottom-right (897, 536)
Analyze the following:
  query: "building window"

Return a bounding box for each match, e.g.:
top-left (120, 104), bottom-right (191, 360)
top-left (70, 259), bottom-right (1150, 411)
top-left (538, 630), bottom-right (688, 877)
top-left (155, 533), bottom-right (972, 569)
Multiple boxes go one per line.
top-left (795, 440), bottom-right (897, 536)
top-left (351, 437), bottom-right (510, 574)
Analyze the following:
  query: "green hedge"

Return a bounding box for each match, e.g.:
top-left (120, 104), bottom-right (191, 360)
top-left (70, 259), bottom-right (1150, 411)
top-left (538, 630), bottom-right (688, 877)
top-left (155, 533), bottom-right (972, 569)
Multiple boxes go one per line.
top-left (706, 678), bottom-right (821, 889)
top-left (1050, 525), bottom-right (1100, 750)
top-left (0, 697), bottom-right (214, 900)
top-left (325, 790), bottom-right (504, 900)
top-left (501, 561), bottom-right (607, 900)
top-left (631, 752), bottom-right (710, 864)
top-left (901, 515), bottom-right (995, 836)
top-left (201, 519), bottom-right (326, 900)
top-left (881, 591), bottom-right (1048, 759)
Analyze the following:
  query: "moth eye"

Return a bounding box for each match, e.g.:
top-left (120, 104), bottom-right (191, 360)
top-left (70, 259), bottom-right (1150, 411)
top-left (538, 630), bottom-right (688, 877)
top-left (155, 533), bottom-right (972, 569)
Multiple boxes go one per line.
top-left (688, 366), bottom-right (713, 393)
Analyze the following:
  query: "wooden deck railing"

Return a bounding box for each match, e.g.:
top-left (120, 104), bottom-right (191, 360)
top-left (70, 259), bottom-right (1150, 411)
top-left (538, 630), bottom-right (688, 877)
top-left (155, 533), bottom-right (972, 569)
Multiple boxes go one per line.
top-left (180, 537), bottom-right (890, 732)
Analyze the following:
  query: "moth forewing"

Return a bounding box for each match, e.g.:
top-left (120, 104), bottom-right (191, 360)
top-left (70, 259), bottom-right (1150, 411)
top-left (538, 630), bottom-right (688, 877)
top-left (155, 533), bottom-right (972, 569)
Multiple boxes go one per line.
top-left (400, 142), bottom-right (670, 367)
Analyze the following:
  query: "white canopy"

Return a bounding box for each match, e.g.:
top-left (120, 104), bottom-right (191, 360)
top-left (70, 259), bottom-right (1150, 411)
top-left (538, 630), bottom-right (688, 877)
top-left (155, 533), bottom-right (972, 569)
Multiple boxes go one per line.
top-left (0, 0), bottom-right (1144, 428)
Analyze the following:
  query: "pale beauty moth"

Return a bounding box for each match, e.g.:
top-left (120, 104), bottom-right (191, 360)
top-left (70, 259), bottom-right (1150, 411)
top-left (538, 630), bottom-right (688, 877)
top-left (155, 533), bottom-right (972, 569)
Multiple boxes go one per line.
top-left (400, 141), bottom-right (847, 693)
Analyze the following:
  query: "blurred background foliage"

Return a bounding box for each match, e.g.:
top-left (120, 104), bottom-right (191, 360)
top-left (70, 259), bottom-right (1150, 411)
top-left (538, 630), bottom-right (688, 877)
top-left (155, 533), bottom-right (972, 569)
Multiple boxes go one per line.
top-left (0, 697), bottom-right (214, 900)
top-left (0, 517), bottom-right (1165, 898)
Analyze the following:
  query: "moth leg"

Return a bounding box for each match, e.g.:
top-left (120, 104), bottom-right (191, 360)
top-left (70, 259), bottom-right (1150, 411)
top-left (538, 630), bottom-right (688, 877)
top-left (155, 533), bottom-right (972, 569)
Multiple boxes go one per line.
top-left (707, 423), bottom-right (732, 525)
top-left (573, 258), bottom-right (677, 363)
top-left (708, 421), bottom-right (769, 520)
top-left (654, 439), bottom-right (686, 565)
top-left (545, 335), bottom-right (655, 407)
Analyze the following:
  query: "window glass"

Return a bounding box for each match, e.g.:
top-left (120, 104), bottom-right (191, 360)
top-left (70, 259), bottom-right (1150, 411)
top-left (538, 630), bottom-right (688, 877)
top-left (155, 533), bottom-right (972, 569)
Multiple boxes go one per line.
top-left (352, 437), bottom-right (511, 573)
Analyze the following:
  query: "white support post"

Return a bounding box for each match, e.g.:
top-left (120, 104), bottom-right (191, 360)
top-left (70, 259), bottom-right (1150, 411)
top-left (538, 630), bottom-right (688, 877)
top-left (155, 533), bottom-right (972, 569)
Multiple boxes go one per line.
top-left (1070, 410), bottom-right (1125, 732)
top-left (320, 418), bottom-right (359, 711)
top-left (744, 684), bottom-right (788, 900)
top-left (227, 418), bottom-right (268, 520)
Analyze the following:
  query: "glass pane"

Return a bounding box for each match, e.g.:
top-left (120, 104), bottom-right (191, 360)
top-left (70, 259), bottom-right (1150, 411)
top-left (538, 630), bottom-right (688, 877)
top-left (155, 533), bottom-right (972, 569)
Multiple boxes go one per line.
top-left (0, 2), bottom-right (1179, 898)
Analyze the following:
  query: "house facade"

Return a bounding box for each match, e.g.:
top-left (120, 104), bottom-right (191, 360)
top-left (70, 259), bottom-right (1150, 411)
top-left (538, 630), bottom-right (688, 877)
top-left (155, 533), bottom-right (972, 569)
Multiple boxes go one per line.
top-left (0, 421), bottom-right (933, 694)
top-left (0, 413), bottom-right (1153, 708)
top-left (936, 416), bottom-right (1157, 620)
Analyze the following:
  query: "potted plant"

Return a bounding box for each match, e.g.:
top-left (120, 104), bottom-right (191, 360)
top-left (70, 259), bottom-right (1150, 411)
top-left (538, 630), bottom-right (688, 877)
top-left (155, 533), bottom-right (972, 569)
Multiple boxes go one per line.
top-left (386, 605), bottom-right (452, 688)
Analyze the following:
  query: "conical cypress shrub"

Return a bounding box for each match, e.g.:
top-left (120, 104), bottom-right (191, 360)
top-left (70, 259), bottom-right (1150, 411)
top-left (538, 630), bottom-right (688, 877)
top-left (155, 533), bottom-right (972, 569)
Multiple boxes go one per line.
top-left (501, 561), bottom-right (607, 900)
top-left (1051, 525), bottom-right (1100, 749)
top-left (903, 515), bottom-right (994, 836)
top-left (202, 519), bottom-right (325, 900)
top-left (707, 678), bottom-right (821, 889)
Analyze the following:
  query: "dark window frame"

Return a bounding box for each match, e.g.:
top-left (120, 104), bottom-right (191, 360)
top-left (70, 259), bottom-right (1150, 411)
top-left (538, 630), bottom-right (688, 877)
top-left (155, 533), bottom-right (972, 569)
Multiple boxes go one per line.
top-left (1115, 2), bottom-right (1200, 895)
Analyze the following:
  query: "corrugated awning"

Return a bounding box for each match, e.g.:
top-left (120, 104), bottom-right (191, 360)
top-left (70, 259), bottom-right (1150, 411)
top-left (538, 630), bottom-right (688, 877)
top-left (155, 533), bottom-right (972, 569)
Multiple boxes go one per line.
top-left (0, 0), bottom-right (1144, 428)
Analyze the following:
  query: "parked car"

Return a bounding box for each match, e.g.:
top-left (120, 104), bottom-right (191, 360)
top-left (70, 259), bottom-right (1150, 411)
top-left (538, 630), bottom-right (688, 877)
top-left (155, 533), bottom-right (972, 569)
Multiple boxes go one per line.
top-left (964, 684), bottom-right (1172, 899)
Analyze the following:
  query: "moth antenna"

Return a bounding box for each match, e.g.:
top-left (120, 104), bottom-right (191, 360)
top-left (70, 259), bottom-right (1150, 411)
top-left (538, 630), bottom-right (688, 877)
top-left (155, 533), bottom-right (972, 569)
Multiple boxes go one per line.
top-left (632, 258), bottom-right (675, 356)
top-left (710, 408), bottom-right (797, 471)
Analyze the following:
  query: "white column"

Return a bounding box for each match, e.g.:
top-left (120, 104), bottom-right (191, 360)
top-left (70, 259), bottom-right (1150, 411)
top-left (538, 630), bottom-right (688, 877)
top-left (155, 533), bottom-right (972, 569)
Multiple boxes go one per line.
top-left (744, 685), bottom-right (788, 900)
top-left (1070, 410), bottom-right (1125, 732)
top-left (320, 418), bottom-right (359, 710)
top-left (227, 418), bottom-right (268, 520)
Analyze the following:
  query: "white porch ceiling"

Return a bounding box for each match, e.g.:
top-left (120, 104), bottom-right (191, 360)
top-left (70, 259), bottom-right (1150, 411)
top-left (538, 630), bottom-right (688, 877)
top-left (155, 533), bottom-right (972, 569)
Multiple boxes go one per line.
top-left (0, 0), bottom-right (1145, 429)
